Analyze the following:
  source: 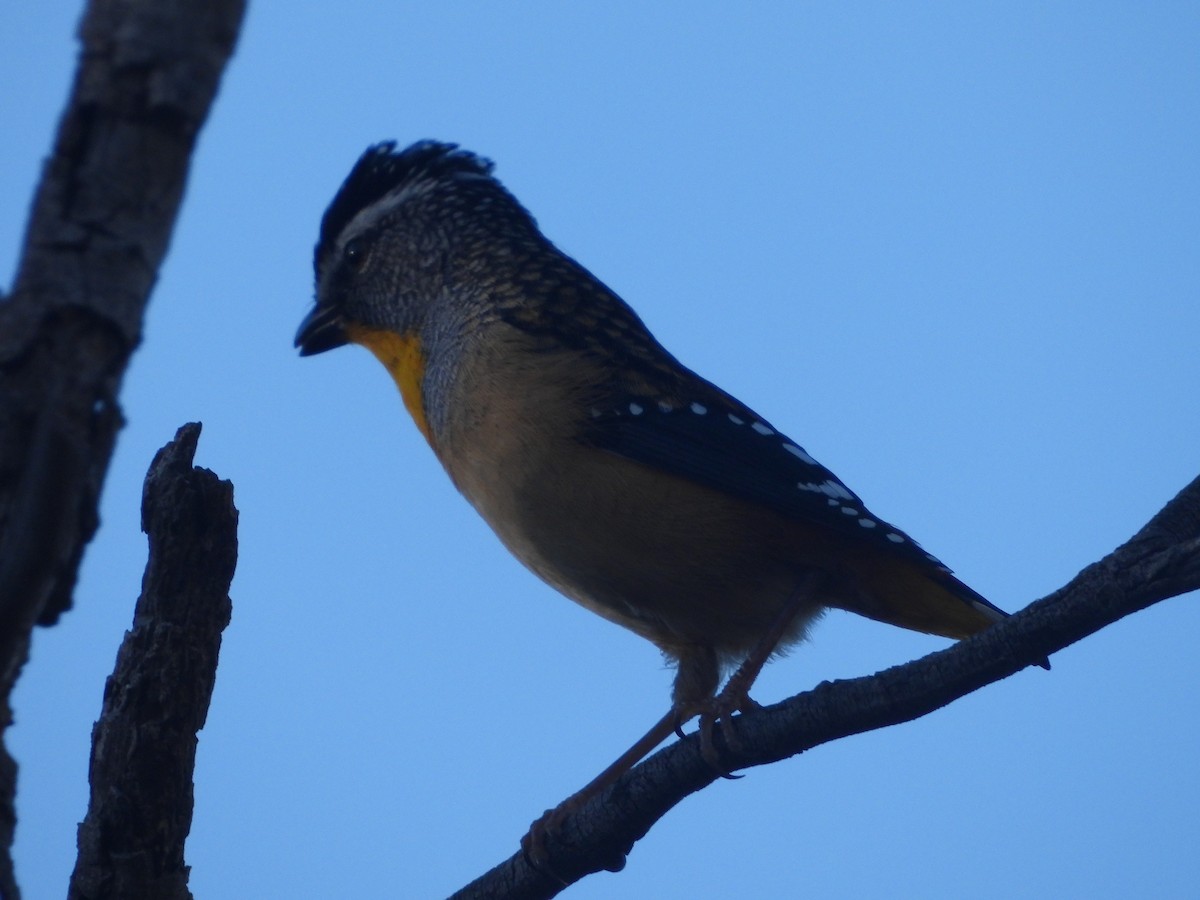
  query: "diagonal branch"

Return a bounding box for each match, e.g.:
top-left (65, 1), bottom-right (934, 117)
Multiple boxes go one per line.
top-left (451, 474), bottom-right (1200, 899)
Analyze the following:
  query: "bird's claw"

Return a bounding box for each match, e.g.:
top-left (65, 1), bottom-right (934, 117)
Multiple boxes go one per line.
top-left (522, 800), bottom-right (628, 879)
top-left (696, 691), bottom-right (762, 773)
top-left (521, 805), bottom-right (571, 882)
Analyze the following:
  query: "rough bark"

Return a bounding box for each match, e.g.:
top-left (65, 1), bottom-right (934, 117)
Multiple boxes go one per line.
top-left (451, 475), bottom-right (1200, 900)
top-left (68, 423), bottom-right (237, 900)
top-left (0, 3), bottom-right (246, 894)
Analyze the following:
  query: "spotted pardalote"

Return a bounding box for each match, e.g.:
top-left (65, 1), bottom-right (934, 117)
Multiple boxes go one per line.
top-left (295, 140), bottom-right (1041, 838)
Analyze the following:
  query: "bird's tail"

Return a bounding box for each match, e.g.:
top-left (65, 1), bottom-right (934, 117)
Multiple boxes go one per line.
top-left (839, 557), bottom-right (1050, 668)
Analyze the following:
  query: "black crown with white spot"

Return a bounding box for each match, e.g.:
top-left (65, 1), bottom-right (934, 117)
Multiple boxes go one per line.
top-left (315, 140), bottom-right (495, 276)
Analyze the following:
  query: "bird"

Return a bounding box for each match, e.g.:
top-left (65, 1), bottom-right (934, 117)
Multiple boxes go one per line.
top-left (295, 139), bottom-right (1041, 853)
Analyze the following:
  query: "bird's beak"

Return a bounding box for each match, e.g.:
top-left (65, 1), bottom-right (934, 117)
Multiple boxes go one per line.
top-left (295, 304), bottom-right (349, 356)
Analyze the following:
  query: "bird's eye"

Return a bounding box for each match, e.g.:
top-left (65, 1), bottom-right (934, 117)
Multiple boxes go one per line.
top-left (343, 237), bottom-right (369, 271)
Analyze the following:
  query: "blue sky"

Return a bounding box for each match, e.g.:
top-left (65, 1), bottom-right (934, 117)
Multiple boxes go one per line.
top-left (3, 4), bottom-right (1198, 898)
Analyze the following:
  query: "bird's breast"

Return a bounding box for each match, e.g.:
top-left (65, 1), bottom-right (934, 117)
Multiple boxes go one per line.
top-left (411, 329), bottom-right (826, 659)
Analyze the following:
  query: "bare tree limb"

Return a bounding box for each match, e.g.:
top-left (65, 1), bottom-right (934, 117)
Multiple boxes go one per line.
top-left (67, 423), bottom-right (237, 900)
top-left (451, 475), bottom-right (1200, 899)
top-left (0, 2), bottom-right (245, 892)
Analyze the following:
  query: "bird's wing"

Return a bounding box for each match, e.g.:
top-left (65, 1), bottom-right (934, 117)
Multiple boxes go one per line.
top-left (580, 387), bottom-right (1034, 635)
top-left (581, 387), bottom-right (966, 581)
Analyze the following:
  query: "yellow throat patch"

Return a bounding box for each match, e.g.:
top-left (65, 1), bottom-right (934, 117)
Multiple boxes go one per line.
top-left (344, 324), bottom-right (433, 445)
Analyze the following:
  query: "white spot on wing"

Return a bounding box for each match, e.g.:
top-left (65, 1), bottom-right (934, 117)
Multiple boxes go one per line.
top-left (858, 518), bottom-right (877, 528)
top-left (751, 422), bottom-right (773, 435)
top-left (822, 480), bottom-right (854, 501)
top-left (728, 413), bottom-right (744, 425)
top-left (658, 400), bottom-right (674, 412)
top-left (690, 402), bottom-right (707, 415)
top-left (840, 506), bottom-right (858, 516)
top-left (629, 402), bottom-right (644, 415)
top-left (782, 443), bottom-right (817, 465)
top-left (886, 533), bottom-right (905, 543)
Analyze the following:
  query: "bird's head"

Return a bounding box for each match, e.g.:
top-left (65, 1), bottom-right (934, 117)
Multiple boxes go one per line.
top-left (295, 140), bottom-right (538, 356)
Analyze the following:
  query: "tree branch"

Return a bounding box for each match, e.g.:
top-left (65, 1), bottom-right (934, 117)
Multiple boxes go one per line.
top-left (451, 474), bottom-right (1200, 899)
top-left (68, 423), bottom-right (237, 900)
top-left (0, 2), bottom-right (245, 891)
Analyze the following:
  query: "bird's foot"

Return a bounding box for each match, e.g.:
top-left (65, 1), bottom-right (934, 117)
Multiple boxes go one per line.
top-left (520, 708), bottom-right (680, 873)
top-left (696, 688), bottom-right (762, 772)
top-left (522, 795), bottom-right (630, 877)
top-left (521, 800), bottom-right (572, 879)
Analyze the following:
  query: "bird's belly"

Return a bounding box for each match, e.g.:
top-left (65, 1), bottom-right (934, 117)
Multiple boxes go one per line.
top-left (460, 441), bottom-right (824, 659)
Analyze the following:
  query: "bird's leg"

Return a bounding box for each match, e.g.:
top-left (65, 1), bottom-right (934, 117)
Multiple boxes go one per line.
top-left (698, 575), bottom-right (819, 766)
top-left (522, 647), bottom-right (719, 869)
top-left (521, 707), bottom-right (681, 870)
